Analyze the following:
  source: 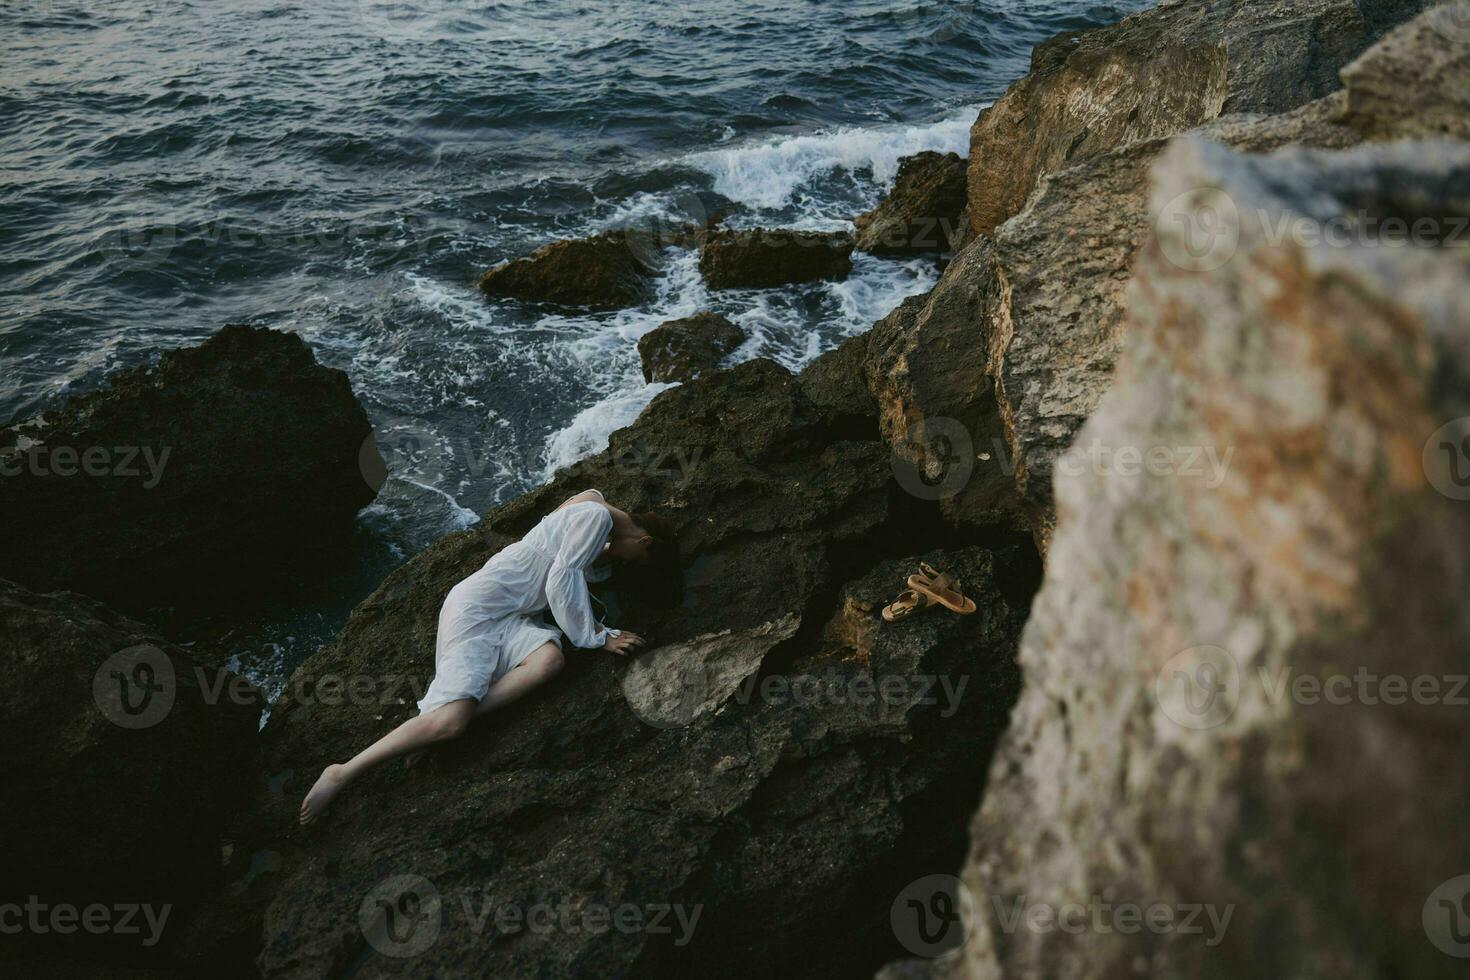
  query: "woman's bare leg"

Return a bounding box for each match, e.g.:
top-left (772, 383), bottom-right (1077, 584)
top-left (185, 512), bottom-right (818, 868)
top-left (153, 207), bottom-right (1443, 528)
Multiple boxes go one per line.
top-left (475, 642), bottom-right (564, 716)
top-left (299, 698), bottom-right (475, 825)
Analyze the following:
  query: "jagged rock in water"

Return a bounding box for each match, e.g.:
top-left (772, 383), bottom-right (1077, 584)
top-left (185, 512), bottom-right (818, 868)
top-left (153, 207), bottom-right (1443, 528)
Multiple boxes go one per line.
top-left (699, 228), bottom-right (854, 289)
top-left (952, 138), bottom-right (1470, 980)
top-left (192, 355), bottom-right (1040, 978)
top-left (854, 151), bottom-right (969, 256)
top-left (0, 325), bottom-right (377, 613)
top-left (637, 312), bottom-right (745, 383)
top-left (479, 232), bottom-right (659, 309)
top-left (965, 0), bottom-right (1438, 236)
top-left (0, 578), bottom-right (260, 969)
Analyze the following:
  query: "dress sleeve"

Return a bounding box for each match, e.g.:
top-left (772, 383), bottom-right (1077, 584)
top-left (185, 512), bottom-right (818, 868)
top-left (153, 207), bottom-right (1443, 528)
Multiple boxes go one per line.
top-left (545, 502), bottom-right (615, 649)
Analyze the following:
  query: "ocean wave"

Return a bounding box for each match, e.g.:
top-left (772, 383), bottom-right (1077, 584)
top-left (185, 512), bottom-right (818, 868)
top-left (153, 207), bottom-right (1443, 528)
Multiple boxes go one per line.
top-left (688, 103), bottom-right (981, 211)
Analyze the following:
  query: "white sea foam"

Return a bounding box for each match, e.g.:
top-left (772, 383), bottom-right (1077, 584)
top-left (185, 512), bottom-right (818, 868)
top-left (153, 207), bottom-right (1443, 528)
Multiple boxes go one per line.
top-left (689, 103), bottom-right (981, 211)
top-left (541, 379), bottom-right (676, 479)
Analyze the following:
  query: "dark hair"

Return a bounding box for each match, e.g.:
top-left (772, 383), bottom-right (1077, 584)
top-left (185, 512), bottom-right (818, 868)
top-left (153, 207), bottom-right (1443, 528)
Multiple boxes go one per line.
top-left (626, 511), bottom-right (682, 607)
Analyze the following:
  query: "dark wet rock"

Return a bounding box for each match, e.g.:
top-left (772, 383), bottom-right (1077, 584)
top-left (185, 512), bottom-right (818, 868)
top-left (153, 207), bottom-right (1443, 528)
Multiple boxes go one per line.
top-left (0, 325), bottom-right (377, 614)
top-left (797, 330), bottom-right (879, 434)
top-left (637, 312), bottom-right (745, 383)
top-left (699, 227), bottom-right (854, 289)
top-left (953, 138), bottom-right (1470, 980)
top-left (0, 578), bottom-right (260, 968)
top-left (854, 151), bottom-right (969, 256)
top-left (965, 0), bottom-right (1438, 236)
top-left (479, 232), bottom-right (658, 309)
top-left (190, 350), bottom-right (1040, 979)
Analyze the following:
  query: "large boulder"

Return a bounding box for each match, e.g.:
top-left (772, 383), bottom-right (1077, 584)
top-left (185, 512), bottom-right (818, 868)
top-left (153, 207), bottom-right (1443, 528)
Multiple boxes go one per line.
top-left (699, 228), bottom-right (854, 289)
top-left (479, 232), bottom-right (658, 309)
top-left (965, 0), bottom-right (1438, 237)
top-left (0, 579), bottom-right (260, 968)
top-left (0, 325), bottom-right (377, 613)
top-left (951, 138), bottom-right (1470, 980)
top-left (879, 0), bottom-right (1465, 553)
top-left (637, 312), bottom-right (745, 383)
top-left (854, 151), bottom-right (969, 256)
top-left (1340, 1), bottom-right (1470, 139)
top-left (189, 352), bottom-right (1040, 979)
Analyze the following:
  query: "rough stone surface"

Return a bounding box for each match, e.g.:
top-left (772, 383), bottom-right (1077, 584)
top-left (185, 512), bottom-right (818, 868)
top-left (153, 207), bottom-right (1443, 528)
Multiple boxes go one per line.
top-left (1340, 0), bottom-right (1470, 139)
top-left (0, 579), bottom-right (260, 967)
top-left (889, 0), bottom-right (1464, 553)
top-left (193, 354), bottom-right (1039, 979)
top-left (965, 0), bottom-right (1436, 236)
top-left (637, 312), bottom-right (745, 383)
top-left (854, 151), bottom-right (969, 255)
top-left (700, 228), bottom-right (854, 289)
top-left (479, 232), bottom-right (657, 309)
top-left (955, 139), bottom-right (1470, 980)
top-left (0, 325), bottom-right (377, 613)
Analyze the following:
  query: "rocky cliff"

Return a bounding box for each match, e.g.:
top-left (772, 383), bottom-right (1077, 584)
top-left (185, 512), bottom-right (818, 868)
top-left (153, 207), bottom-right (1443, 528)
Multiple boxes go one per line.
top-left (0, 325), bottom-right (377, 614)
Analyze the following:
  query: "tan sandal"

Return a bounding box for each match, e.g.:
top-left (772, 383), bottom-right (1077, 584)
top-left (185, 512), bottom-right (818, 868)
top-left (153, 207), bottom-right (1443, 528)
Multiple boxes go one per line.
top-left (882, 589), bottom-right (932, 623)
top-left (907, 562), bottom-right (977, 615)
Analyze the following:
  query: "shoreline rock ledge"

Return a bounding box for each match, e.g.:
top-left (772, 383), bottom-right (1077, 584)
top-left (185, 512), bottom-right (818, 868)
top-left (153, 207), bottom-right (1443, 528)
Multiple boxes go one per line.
top-left (0, 325), bottom-right (378, 615)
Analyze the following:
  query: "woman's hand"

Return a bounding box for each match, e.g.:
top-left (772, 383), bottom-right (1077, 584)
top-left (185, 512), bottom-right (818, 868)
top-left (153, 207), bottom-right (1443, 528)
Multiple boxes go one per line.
top-left (603, 631), bottom-right (645, 656)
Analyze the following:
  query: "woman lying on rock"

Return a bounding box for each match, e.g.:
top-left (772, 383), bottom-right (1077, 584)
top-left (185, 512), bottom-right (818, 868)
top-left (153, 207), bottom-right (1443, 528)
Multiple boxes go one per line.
top-left (300, 489), bottom-right (674, 824)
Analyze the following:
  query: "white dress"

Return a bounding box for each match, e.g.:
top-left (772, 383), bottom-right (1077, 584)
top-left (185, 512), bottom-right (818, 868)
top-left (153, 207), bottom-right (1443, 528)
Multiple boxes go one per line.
top-left (416, 493), bottom-right (619, 714)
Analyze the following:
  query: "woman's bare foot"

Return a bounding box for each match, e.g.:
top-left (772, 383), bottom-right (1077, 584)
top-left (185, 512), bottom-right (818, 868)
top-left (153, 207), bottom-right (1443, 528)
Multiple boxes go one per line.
top-left (299, 763), bottom-right (348, 825)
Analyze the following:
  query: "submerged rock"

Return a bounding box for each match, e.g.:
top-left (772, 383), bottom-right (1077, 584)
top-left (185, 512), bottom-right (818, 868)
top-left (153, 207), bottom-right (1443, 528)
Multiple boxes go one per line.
top-left (965, 0), bottom-right (1437, 236)
top-left (479, 231), bottom-right (658, 309)
top-left (854, 151), bottom-right (968, 256)
top-left (0, 325), bottom-right (377, 614)
top-left (193, 351), bottom-right (1039, 978)
top-left (0, 578), bottom-right (259, 968)
top-left (637, 312), bottom-right (745, 383)
top-left (699, 228), bottom-right (854, 289)
top-left (953, 138), bottom-right (1470, 980)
